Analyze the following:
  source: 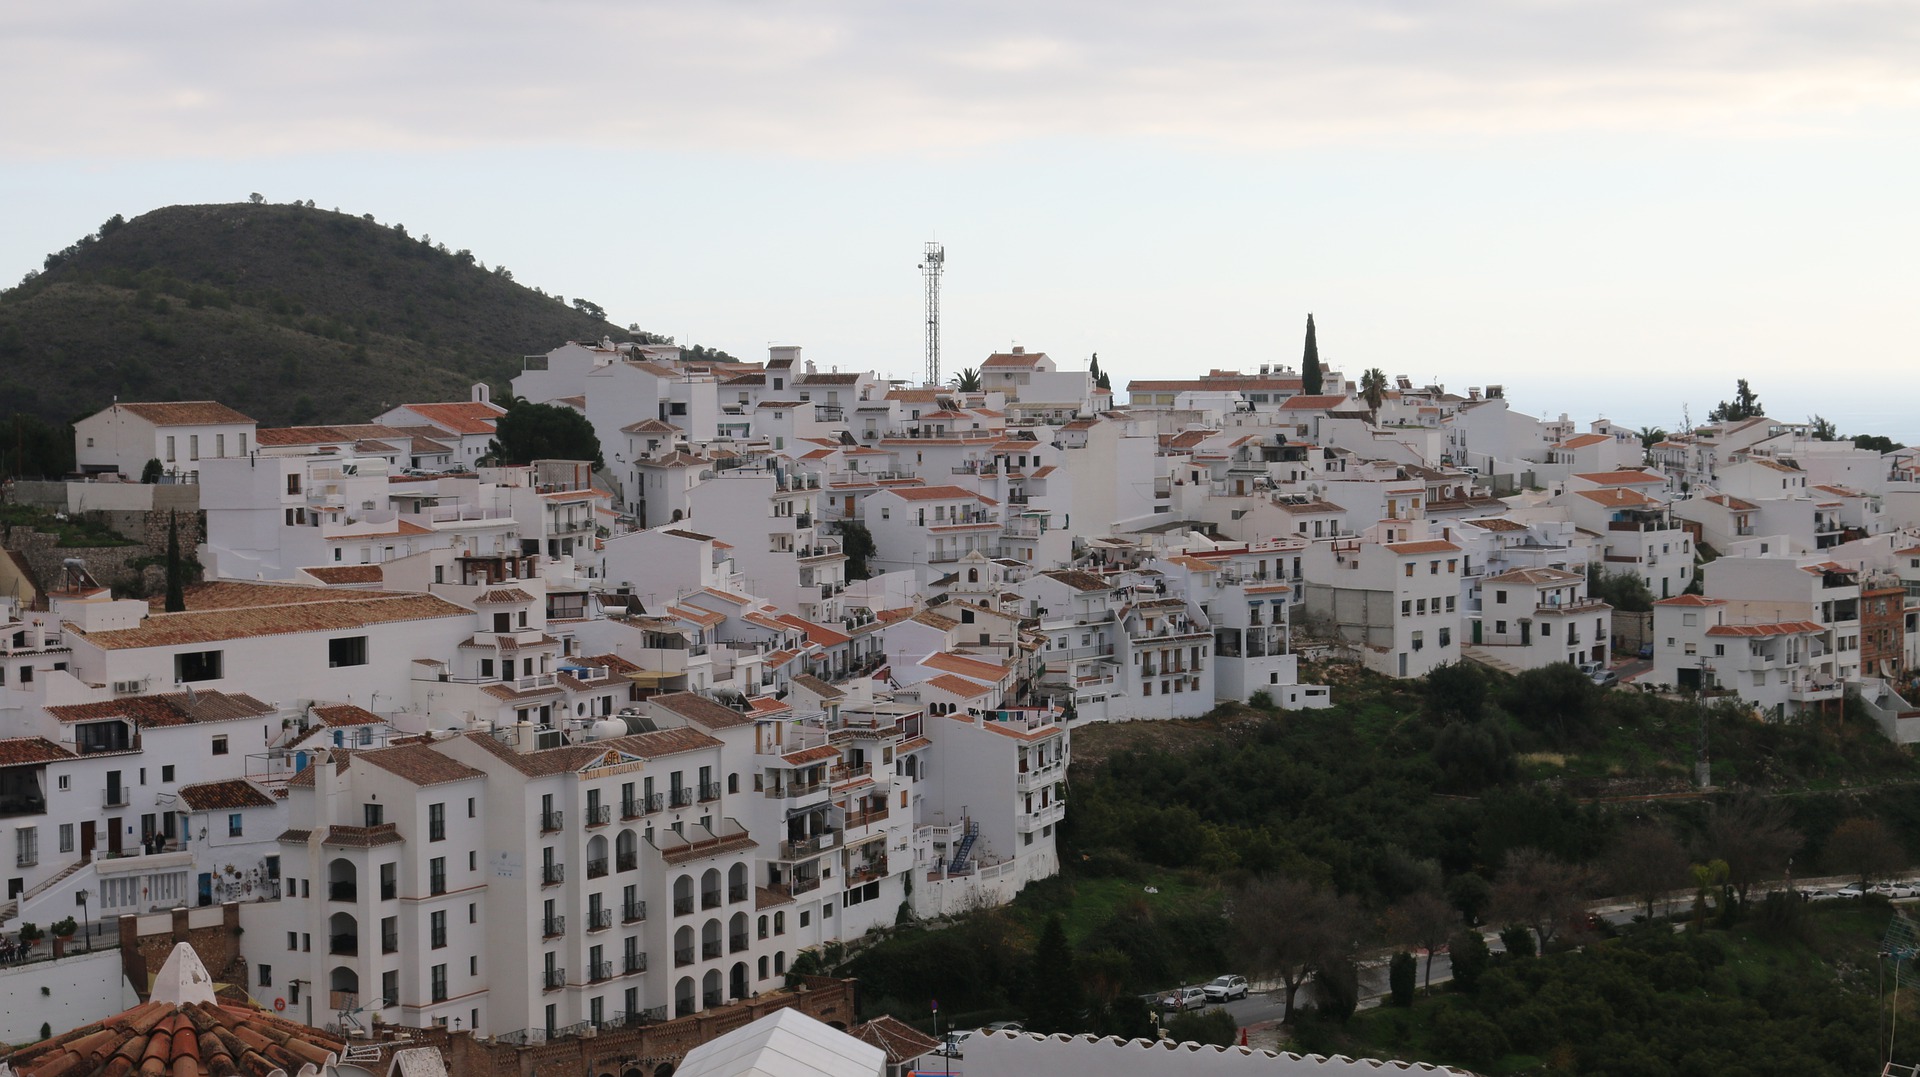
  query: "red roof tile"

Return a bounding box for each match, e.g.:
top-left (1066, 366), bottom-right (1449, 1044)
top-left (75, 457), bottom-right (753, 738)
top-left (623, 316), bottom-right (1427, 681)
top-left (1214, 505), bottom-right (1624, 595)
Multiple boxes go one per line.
top-left (176, 779), bottom-right (276, 811)
top-left (109, 401), bottom-right (257, 427)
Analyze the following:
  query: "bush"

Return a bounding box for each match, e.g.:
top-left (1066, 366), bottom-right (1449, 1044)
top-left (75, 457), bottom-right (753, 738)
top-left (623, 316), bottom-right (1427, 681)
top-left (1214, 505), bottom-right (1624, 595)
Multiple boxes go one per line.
top-left (1431, 1006), bottom-right (1512, 1068)
top-left (1448, 929), bottom-right (1490, 993)
top-left (1165, 1006), bottom-right (1238, 1047)
top-left (1388, 951), bottom-right (1416, 1007)
top-left (1248, 689), bottom-right (1274, 710)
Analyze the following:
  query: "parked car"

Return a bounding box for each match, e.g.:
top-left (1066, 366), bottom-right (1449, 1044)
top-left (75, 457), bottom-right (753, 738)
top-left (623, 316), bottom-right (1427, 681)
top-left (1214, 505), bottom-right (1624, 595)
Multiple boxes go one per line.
top-left (1591, 669), bottom-right (1620, 688)
top-left (1204, 975), bottom-right (1250, 1003)
top-left (939, 1030), bottom-right (974, 1058)
top-left (1158, 986), bottom-right (1206, 1012)
top-left (1836, 885), bottom-right (1866, 899)
top-left (1637, 643), bottom-right (1654, 659)
top-left (983, 1021), bottom-right (1025, 1033)
top-left (1798, 887), bottom-right (1833, 901)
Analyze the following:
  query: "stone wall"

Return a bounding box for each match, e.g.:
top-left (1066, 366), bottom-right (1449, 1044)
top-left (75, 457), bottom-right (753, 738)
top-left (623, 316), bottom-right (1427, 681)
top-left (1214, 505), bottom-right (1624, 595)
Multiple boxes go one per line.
top-left (117, 903), bottom-right (246, 999)
top-left (1, 503), bottom-right (204, 597)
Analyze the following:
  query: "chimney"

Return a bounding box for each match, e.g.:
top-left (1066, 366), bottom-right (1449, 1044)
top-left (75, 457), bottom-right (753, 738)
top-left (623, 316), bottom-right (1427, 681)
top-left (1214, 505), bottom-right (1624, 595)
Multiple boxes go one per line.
top-left (1011, 346), bottom-right (1024, 355)
top-left (471, 383), bottom-right (492, 404)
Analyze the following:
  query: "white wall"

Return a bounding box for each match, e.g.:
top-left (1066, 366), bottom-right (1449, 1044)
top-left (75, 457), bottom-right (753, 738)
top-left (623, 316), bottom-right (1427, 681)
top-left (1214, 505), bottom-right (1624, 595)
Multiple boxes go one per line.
top-left (0, 948), bottom-right (139, 1043)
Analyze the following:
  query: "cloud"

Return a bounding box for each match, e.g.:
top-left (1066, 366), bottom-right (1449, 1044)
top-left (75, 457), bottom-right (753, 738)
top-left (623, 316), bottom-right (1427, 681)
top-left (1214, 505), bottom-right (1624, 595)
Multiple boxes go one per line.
top-left (4, 0), bottom-right (1918, 159)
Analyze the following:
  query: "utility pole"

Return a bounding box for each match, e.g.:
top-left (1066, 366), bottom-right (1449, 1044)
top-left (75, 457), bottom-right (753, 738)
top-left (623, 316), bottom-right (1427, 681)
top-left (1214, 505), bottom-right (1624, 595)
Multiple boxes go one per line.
top-left (919, 242), bottom-right (945, 388)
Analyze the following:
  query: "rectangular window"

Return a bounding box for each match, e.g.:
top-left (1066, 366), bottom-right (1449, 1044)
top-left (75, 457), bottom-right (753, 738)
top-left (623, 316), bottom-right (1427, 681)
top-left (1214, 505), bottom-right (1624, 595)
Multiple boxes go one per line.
top-left (58, 824), bottom-right (73, 853)
top-left (431, 910), bottom-right (448, 948)
top-left (328, 636), bottom-right (368, 668)
top-left (228, 813), bottom-right (243, 837)
top-left (364, 804), bottom-right (384, 826)
top-left (216, 434), bottom-right (226, 457)
top-left (166, 436), bottom-right (176, 462)
top-left (211, 735), bottom-right (229, 756)
top-left (430, 856), bottom-right (447, 895)
top-left (431, 964), bottom-right (448, 1003)
top-left (175, 650), bottom-right (224, 683)
top-left (259, 964), bottom-right (271, 987)
top-left (429, 803), bottom-right (446, 841)
top-left (189, 435), bottom-right (199, 461)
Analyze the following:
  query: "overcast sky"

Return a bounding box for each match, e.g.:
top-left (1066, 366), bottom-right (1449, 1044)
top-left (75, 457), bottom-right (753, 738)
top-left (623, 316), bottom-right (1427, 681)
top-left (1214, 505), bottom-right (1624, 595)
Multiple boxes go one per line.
top-left (5, 1), bottom-right (1917, 439)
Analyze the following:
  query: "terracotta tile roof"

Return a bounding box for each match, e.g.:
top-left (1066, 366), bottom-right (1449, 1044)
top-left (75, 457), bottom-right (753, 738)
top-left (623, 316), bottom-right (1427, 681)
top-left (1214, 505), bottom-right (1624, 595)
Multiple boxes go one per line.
top-left (74, 593), bottom-right (470, 650)
top-left (789, 674), bottom-right (846, 700)
top-left (152, 580), bottom-right (353, 611)
top-left (109, 401), bottom-right (257, 427)
top-left (322, 823), bottom-right (403, 847)
top-left (1040, 569), bottom-right (1111, 592)
top-left (1705, 620), bottom-right (1825, 637)
top-left (651, 691), bottom-right (754, 729)
top-left (776, 614), bottom-right (850, 647)
top-left (1483, 567), bottom-right (1583, 585)
top-left (616, 727), bottom-right (725, 758)
top-left (1572, 469), bottom-right (1666, 486)
top-left (668, 604), bottom-right (726, 628)
top-left (357, 743), bottom-right (487, 786)
top-left (1556, 433), bottom-right (1613, 449)
top-left (620, 418), bottom-right (683, 435)
top-left (926, 673), bottom-right (995, 699)
top-left (475, 588), bottom-right (534, 604)
top-left (254, 423), bottom-right (412, 446)
top-left (1128, 375), bottom-right (1303, 393)
top-left (176, 779), bottom-right (276, 811)
top-left (395, 400), bottom-right (505, 435)
top-left (782, 744), bottom-right (841, 765)
top-left (5, 998), bottom-right (345, 1077)
top-left (311, 704), bottom-right (384, 727)
top-left (883, 484), bottom-right (996, 504)
top-left (911, 610), bottom-right (959, 631)
top-left (302, 564), bottom-right (386, 584)
top-left (756, 885), bottom-right (795, 909)
top-left (480, 681), bottom-right (564, 703)
top-left (1705, 494), bottom-right (1760, 512)
top-left (0, 737), bottom-right (75, 767)
top-left (46, 691), bottom-right (272, 727)
top-left (851, 1015), bottom-right (942, 1064)
top-left (922, 652), bottom-right (1010, 682)
top-left (1575, 487), bottom-right (1658, 508)
top-left (1278, 394), bottom-right (1350, 410)
top-left (1654, 594), bottom-right (1724, 606)
top-left (896, 735), bottom-right (932, 753)
top-left (1385, 540), bottom-right (1461, 555)
top-left (982, 351), bottom-right (1045, 368)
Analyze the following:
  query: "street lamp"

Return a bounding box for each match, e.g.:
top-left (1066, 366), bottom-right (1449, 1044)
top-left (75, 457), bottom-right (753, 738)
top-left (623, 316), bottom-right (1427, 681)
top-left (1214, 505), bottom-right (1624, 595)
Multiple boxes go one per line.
top-left (75, 889), bottom-right (91, 952)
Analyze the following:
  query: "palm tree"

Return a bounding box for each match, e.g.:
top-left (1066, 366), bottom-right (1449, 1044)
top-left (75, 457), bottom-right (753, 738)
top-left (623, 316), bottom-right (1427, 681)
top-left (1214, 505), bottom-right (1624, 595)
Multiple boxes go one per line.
top-left (1359, 368), bottom-right (1388, 420)
top-left (950, 367), bottom-right (982, 393)
top-left (1636, 426), bottom-right (1667, 464)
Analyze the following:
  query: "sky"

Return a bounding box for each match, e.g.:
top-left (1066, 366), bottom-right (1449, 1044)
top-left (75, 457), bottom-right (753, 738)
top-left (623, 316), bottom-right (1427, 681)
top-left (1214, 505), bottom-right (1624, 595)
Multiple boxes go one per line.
top-left (4, 1), bottom-right (1918, 441)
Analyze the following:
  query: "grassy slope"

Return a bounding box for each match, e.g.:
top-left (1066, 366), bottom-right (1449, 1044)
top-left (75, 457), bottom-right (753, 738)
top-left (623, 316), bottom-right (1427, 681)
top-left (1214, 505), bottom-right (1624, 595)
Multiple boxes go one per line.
top-left (0, 203), bottom-right (663, 427)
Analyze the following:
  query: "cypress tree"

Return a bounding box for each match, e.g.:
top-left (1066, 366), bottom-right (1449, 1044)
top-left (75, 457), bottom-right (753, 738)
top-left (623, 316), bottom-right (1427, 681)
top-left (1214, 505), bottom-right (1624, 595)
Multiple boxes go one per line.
top-left (1025, 915), bottom-right (1084, 1033)
top-left (1301, 314), bottom-right (1322, 395)
top-left (164, 510), bottom-right (186, 613)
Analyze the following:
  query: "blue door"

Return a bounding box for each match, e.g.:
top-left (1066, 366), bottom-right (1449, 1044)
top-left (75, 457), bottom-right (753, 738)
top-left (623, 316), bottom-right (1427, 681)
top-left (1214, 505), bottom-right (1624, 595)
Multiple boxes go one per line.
top-left (198, 873), bottom-right (213, 906)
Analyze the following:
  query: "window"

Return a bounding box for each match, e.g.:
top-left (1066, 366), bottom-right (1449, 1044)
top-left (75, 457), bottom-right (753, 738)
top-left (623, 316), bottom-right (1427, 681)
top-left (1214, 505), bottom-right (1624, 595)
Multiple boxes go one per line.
top-left (228, 813), bottom-right (243, 837)
top-left (470, 902), bottom-right (478, 924)
top-left (467, 797), bottom-right (476, 818)
top-left (1495, 590), bottom-right (1507, 604)
top-left (175, 650), bottom-right (224, 683)
top-left (431, 910), bottom-right (448, 948)
top-left (364, 804), bottom-right (384, 826)
top-left (287, 932), bottom-right (298, 951)
top-left (259, 964), bottom-right (272, 987)
top-left (58, 824), bottom-right (73, 853)
top-left (57, 775), bottom-right (69, 791)
top-left (383, 970), bottom-right (399, 1008)
top-left (189, 435), bottom-right (199, 461)
top-left (430, 856), bottom-right (447, 895)
top-left (431, 964), bottom-right (449, 1003)
top-left (328, 636), bottom-right (368, 668)
top-left (429, 803), bottom-right (446, 841)
top-left (166, 436), bottom-right (176, 462)
top-left (1404, 563), bottom-right (1415, 577)
top-left (211, 735), bottom-right (229, 756)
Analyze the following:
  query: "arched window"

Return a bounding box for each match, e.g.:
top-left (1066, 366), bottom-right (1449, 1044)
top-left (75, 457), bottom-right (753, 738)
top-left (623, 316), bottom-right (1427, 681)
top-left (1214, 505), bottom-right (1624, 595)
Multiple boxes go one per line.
top-left (616, 829), bottom-right (639, 872)
top-left (728, 863), bottom-right (748, 903)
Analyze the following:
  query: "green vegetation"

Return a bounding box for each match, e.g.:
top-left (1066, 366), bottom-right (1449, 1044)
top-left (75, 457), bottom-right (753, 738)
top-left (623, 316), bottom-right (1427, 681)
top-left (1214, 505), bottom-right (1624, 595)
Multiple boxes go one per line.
top-left (485, 398), bottom-right (604, 468)
top-left (1342, 904), bottom-right (1915, 1074)
top-left (1708, 378), bottom-right (1764, 423)
top-left (0, 202), bottom-right (734, 431)
top-left (0, 503), bottom-right (139, 548)
top-left (1301, 314), bottom-right (1322, 396)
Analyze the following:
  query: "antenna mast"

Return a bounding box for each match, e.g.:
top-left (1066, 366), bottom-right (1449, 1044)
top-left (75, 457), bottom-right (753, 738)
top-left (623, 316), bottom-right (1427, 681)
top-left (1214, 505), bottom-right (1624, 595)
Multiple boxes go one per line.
top-left (919, 241), bottom-right (945, 387)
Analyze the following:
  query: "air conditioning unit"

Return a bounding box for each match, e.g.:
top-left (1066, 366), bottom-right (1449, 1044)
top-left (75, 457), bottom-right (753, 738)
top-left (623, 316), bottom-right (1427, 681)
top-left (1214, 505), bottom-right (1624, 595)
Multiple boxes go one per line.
top-left (112, 680), bottom-right (141, 695)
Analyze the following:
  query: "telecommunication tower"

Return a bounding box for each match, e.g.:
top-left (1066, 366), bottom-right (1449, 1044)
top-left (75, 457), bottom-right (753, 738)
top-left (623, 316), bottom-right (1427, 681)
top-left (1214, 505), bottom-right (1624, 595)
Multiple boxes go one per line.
top-left (919, 241), bottom-right (945, 387)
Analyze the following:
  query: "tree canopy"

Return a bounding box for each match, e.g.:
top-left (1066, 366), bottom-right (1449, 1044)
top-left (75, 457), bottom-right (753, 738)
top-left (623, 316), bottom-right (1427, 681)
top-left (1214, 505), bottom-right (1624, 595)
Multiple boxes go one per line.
top-left (1301, 314), bottom-right (1323, 396)
top-left (486, 399), bottom-right (603, 469)
top-left (1707, 378), bottom-right (1763, 422)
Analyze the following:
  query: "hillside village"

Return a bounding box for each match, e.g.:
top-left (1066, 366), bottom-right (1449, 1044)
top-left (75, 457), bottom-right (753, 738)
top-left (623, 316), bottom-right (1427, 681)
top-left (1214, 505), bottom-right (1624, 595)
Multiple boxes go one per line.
top-left (1, 337), bottom-right (1917, 1062)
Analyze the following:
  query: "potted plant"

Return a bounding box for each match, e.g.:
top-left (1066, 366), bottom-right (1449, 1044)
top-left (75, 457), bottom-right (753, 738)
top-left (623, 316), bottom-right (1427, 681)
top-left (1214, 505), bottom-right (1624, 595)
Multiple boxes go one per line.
top-left (18, 922), bottom-right (44, 955)
top-left (49, 917), bottom-right (76, 958)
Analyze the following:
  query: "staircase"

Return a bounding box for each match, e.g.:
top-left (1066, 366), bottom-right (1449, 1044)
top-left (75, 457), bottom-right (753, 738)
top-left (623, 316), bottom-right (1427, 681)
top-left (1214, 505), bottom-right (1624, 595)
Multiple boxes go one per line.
top-left (6, 856), bottom-right (95, 926)
top-left (1460, 645), bottom-right (1524, 677)
top-left (947, 822), bottom-right (980, 874)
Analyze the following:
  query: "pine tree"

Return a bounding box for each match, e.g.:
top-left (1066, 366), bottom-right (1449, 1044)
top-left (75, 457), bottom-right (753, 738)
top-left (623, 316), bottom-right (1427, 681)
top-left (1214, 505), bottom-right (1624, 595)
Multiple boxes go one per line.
top-left (1024, 915), bottom-right (1084, 1034)
top-left (1301, 314), bottom-right (1322, 395)
top-left (164, 511), bottom-right (186, 613)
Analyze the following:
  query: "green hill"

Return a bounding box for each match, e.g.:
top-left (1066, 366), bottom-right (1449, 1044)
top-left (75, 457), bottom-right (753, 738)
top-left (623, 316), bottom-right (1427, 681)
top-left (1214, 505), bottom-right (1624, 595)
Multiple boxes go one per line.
top-left (0, 202), bottom-right (712, 433)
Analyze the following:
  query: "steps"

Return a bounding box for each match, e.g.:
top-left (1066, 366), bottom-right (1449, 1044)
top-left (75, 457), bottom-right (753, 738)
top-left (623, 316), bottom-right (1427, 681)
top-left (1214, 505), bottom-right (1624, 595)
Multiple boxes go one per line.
top-left (947, 822), bottom-right (980, 874)
top-left (1460, 645), bottom-right (1524, 678)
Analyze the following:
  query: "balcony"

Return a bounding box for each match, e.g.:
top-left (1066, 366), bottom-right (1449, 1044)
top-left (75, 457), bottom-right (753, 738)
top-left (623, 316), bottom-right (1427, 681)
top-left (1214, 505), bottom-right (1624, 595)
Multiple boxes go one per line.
top-left (704, 989), bottom-right (725, 1009)
top-left (329, 934), bottom-right (359, 955)
top-left (542, 863), bottom-right (566, 886)
top-left (730, 933), bottom-right (749, 954)
top-left (729, 883), bottom-right (750, 903)
top-left (540, 810), bottom-right (564, 833)
top-left (701, 890), bottom-right (722, 911)
top-left (1019, 801), bottom-right (1067, 832)
top-left (675, 895), bottom-right (695, 916)
top-left (381, 930), bottom-right (398, 954)
top-left (428, 873), bottom-right (447, 896)
top-left (589, 908), bottom-right (614, 931)
top-left (767, 780), bottom-right (826, 800)
top-left (621, 798), bottom-right (643, 820)
top-left (702, 940), bottom-right (722, 960)
top-left (586, 804), bottom-right (612, 827)
top-left (590, 960), bottom-right (613, 982)
top-left (103, 789), bottom-right (130, 809)
top-left (623, 899), bottom-right (647, 923)
top-left (793, 874), bottom-right (822, 896)
top-left (329, 882), bottom-right (357, 902)
top-left (670, 787), bottom-right (695, 809)
top-left (675, 947), bottom-right (694, 968)
top-left (843, 806), bottom-right (890, 831)
top-left (780, 832), bottom-right (838, 859)
top-left (544, 968), bottom-right (567, 990)
top-left (845, 855), bottom-right (888, 887)
top-left (829, 762), bottom-right (873, 785)
top-left (587, 858), bottom-right (609, 879)
top-left (624, 952), bottom-right (649, 975)
top-left (699, 781), bottom-right (722, 803)
top-left (617, 852), bottom-right (638, 872)
top-left (380, 880), bottom-right (398, 901)
top-left (543, 916), bottom-right (566, 938)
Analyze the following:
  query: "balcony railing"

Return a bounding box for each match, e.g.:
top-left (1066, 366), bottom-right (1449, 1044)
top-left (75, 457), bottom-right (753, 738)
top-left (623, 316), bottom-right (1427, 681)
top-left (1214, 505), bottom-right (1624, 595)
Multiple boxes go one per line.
top-left (704, 989), bottom-right (725, 1009)
top-left (699, 781), bottom-right (722, 802)
top-left (781, 831), bottom-right (836, 859)
top-left (586, 804), bottom-right (612, 827)
top-left (380, 881), bottom-right (398, 900)
top-left (587, 858), bottom-right (609, 879)
top-left (675, 947), bottom-right (694, 968)
top-left (589, 908), bottom-right (614, 931)
top-left (729, 883), bottom-right (750, 903)
top-left (829, 762), bottom-right (872, 784)
top-left (621, 798), bottom-right (643, 820)
top-left (702, 940), bottom-right (722, 960)
top-left (330, 934), bottom-right (359, 955)
top-left (540, 811), bottom-right (564, 833)
top-left (590, 960), bottom-right (613, 982)
top-left (624, 952), bottom-right (649, 975)
top-left (670, 787), bottom-right (695, 809)
top-left (103, 790), bottom-right (130, 809)
top-left (843, 806), bottom-right (889, 830)
top-left (624, 899), bottom-right (648, 923)
top-left (543, 916), bottom-right (566, 938)
top-left (329, 881), bottom-right (357, 901)
top-left (542, 863), bottom-right (566, 886)
top-left (793, 874), bottom-right (822, 895)
top-left (382, 930), bottom-right (398, 953)
top-left (674, 896), bottom-right (694, 916)
top-left (701, 890), bottom-right (721, 910)
top-left (617, 853), bottom-right (638, 872)
top-left (544, 968), bottom-right (567, 990)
